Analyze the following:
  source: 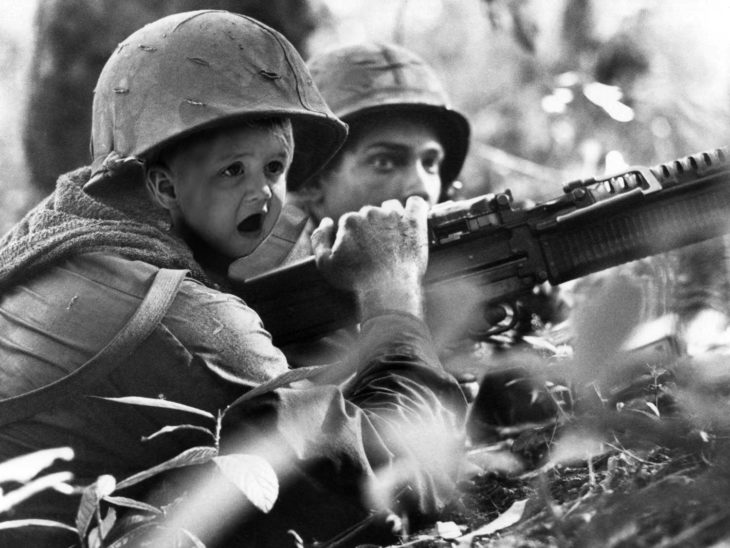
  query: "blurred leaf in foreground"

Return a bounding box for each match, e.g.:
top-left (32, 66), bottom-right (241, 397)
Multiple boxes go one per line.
top-left (213, 454), bottom-right (279, 513)
top-left (0, 447), bottom-right (74, 484)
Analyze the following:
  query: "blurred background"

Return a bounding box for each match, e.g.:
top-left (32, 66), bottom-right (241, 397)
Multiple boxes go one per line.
top-left (2, 0), bottom-right (730, 323)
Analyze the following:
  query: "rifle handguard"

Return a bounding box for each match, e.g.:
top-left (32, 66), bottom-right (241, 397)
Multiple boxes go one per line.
top-left (236, 147), bottom-right (730, 346)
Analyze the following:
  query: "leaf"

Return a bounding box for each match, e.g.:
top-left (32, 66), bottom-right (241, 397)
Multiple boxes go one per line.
top-left (106, 522), bottom-right (158, 548)
top-left (96, 475), bottom-right (116, 495)
top-left (76, 475), bottom-right (116, 540)
top-left (213, 454), bottom-right (279, 513)
top-left (87, 526), bottom-right (102, 548)
top-left (94, 396), bottom-right (215, 420)
top-left (103, 496), bottom-right (162, 515)
top-left (523, 335), bottom-right (559, 354)
top-left (180, 528), bottom-right (207, 547)
top-left (0, 471), bottom-right (75, 513)
top-left (142, 424), bottom-right (216, 443)
top-left (104, 523), bottom-right (206, 548)
top-left (646, 401), bottom-right (661, 417)
top-left (0, 446), bottom-right (74, 484)
top-left (115, 446), bottom-right (217, 491)
top-left (437, 520), bottom-right (463, 539)
top-left (98, 506), bottom-right (117, 540)
top-left (465, 447), bottom-right (525, 477)
top-left (455, 498), bottom-right (527, 546)
top-left (0, 518), bottom-right (77, 533)
top-left (548, 431), bottom-right (606, 466)
top-left (225, 365), bottom-right (326, 411)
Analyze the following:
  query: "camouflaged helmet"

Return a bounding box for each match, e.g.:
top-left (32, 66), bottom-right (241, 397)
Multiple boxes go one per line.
top-left (89, 10), bottom-right (347, 190)
top-left (307, 42), bottom-right (470, 190)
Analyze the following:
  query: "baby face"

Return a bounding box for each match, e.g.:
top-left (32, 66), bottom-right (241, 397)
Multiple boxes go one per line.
top-left (166, 124), bottom-right (292, 259)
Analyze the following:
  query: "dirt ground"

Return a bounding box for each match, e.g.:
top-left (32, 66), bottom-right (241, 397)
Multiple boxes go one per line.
top-left (387, 315), bottom-right (730, 548)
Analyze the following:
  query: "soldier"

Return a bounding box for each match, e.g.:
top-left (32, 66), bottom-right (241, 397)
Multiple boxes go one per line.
top-left (230, 42), bottom-right (471, 289)
top-left (290, 42), bottom-right (469, 220)
top-left (0, 12), bottom-right (465, 547)
top-left (248, 42), bottom-right (564, 415)
top-left (228, 42), bottom-right (471, 336)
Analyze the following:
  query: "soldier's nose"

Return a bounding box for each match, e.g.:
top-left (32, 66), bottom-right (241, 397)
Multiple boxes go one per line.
top-left (402, 165), bottom-right (439, 205)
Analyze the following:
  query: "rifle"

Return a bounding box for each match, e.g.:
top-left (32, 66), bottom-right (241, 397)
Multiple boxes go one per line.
top-left (235, 147), bottom-right (730, 346)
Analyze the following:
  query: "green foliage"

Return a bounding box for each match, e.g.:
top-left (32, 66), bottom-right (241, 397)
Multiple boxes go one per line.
top-left (0, 392), bottom-right (283, 547)
top-left (0, 447), bottom-right (75, 512)
top-left (0, 446), bottom-right (74, 485)
top-left (114, 446), bottom-right (218, 492)
top-left (213, 455), bottom-right (279, 514)
top-left (94, 395), bottom-right (216, 420)
top-left (142, 424), bottom-right (217, 444)
top-left (78, 393), bottom-right (281, 546)
top-left (439, 264), bottom-right (730, 546)
top-left (76, 474), bottom-right (116, 541)
top-left (0, 447), bottom-right (77, 538)
top-left (0, 518), bottom-right (77, 534)
top-left (225, 364), bottom-right (325, 410)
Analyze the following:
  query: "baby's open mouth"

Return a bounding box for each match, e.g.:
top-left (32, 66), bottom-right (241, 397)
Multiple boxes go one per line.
top-left (237, 213), bottom-right (264, 233)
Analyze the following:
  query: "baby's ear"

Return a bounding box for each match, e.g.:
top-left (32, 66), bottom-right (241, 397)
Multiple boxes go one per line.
top-left (145, 165), bottom-right (177, 211)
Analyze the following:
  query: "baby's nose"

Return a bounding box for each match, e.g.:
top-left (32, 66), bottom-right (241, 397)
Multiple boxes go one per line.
top-left (246, 180), bottom-right (273, 203)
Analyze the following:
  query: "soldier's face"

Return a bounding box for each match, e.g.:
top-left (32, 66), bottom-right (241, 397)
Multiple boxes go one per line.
top-left (165, 125), bottom-right (292, 259)
top-left (314, 117), bottom-right (444, 222)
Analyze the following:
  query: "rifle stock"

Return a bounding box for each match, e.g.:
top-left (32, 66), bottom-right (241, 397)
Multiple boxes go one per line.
top-left (236, 147), bottom-right (730, 346)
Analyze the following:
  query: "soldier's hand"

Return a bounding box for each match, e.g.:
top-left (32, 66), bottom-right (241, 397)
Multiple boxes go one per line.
top-left (312, 196), bottom-right (429, 319)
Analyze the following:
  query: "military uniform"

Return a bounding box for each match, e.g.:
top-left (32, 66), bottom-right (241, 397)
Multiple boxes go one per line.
top-left (0, 169), bottom-right (464, 547)
top-left (0, 11), bottom-right (466, 547)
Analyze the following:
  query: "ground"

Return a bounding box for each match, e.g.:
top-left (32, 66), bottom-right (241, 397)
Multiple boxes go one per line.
top-left (388, 310), bottom-right (730, 548)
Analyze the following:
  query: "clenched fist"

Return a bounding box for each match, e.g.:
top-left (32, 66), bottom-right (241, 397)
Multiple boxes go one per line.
top-left (311, 196), bottom-right (429, 320)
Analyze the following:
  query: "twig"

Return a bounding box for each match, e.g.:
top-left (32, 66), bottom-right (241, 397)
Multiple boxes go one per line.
top-left (562, 486), bottom-right (600, 519)
top-left (604, 441), bottom-right (655, 465)
top-left (536, 470), bottom-right (569, 546)
top-left (587, 453), bottom-right (596, 486)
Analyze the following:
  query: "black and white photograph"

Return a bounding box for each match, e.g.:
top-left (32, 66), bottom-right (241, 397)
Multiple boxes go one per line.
top-left (1, 1), bottom-right (730, 546)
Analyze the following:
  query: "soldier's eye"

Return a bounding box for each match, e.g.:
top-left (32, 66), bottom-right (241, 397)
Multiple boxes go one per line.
top-left (370, 154), bottom-right (396, 172)
top-left (422, 154), bottom-right (442, 174)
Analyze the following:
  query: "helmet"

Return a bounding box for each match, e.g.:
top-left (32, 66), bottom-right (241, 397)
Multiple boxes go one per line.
top-left (89, 10), bottom-right (347, 190)
top-left (306, 42), bottom-right (470, 191)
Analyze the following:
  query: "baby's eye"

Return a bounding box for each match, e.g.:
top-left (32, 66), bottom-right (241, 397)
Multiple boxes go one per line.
top-left (221, 162), bottom-right (245, 177)
top-left (265, 160), bottom-right (285, 177)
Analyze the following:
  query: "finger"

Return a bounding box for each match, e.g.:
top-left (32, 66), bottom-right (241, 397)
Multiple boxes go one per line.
top-left (339, 210), bottom-right (362, 232)
top-left (380, 199), bottom-right (405, 213)
top-left (311, 217), bottom-right (335, 267)
top-left (404, 196), bottom-right (430, 252)
top-left (404, 195), bottom-right (428, 219)
top-left (405, 197), bottom-right (428, 234)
